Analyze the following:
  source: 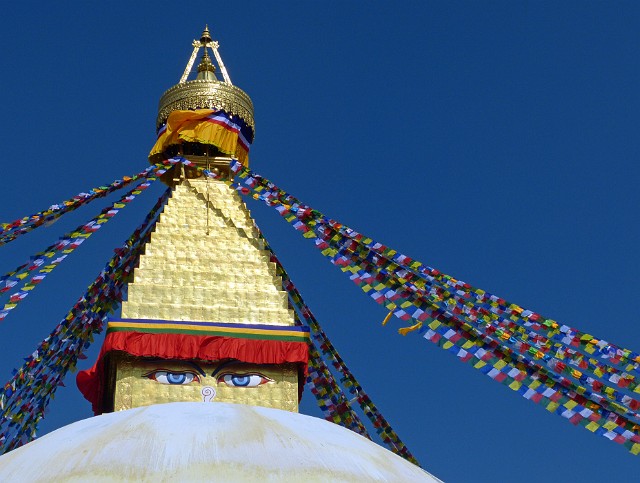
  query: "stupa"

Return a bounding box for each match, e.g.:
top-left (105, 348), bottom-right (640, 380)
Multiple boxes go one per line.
top-left (0, 26), bottom-right (440, 482)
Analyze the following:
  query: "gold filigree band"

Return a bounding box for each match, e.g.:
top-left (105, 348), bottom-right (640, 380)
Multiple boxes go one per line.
top-left (157, 80), bottom-right (255, 132)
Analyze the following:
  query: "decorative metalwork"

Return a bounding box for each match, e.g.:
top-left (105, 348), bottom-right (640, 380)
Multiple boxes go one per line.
top-left (158, 26), bottom-right (252, 131)
top-left (156, 79), bottom-right (254, 130)
top-left (212, 45), bottom-right (232, 84)
top-left (179, 44), bottom-right (200, 84)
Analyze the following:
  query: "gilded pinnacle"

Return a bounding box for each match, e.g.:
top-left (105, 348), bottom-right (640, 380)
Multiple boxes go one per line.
top-left (197, 47), bottom-right (216, 74)
top-left (200, 25), bottom-right (212, 46)
top-left (156, 27), bottom-right (254, 130)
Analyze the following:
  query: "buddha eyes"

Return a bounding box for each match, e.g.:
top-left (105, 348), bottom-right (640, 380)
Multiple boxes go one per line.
top-left (144, 370), bottom-right (200, 385)
top-left (143, 369), bottom-right (272, 387)
top-left (218, 373), bottom-right (272, 387)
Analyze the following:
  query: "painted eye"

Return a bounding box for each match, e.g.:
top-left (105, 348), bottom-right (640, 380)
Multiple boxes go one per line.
top-left (145, 370), bottom-right (199, 385)
top-left (218, 373), bottom-right (272, 387)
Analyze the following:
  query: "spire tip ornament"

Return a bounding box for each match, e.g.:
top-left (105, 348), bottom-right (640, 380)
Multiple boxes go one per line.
top-left (196, 46), bottom-right (216, 81)
top-left (200, 25), bottom-right (212, 45)
top-left (155, 26), bottom-right (254, 133)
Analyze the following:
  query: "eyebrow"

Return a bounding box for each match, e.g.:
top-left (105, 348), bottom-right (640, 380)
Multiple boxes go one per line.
top-left (184, 361), bottom-right (206, 377)
top-left (211, 360), bottom-right (241, 378)
top-left (143, 358), bottom-right (206, 377)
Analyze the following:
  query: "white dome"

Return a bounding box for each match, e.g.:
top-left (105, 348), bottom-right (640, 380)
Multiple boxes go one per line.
top-left (0, 402), bottom-right (440, 482)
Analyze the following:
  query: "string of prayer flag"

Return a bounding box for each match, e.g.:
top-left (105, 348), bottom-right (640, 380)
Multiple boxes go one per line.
top-left (0, 177), bottom-right (159, 323)
top-left (0, 164), bottom-right (162, 246)
top-left (0, 188), bottom-right (170, 452)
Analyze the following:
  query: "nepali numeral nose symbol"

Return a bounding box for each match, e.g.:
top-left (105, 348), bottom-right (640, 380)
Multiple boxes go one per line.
top-left (201, 386), bottom-right (216, 402)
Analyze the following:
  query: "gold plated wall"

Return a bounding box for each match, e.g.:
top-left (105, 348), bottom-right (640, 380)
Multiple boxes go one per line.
top-left (112, 354), bottom-right (299, 413)
top-left (121, 178), bottom-right (295, 326)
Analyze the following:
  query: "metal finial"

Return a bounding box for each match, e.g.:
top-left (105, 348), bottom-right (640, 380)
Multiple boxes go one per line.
top-left (200, 25), bottom-right (212, 45)
top-left (159, 28), bottom-right (252, 129)
top-left (179, 25), bottom-right (232, 84)
top-left (197, 47), bottom-right (216, 73)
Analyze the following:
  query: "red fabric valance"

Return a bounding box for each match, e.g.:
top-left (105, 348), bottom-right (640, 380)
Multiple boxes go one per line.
top-left (77, 331), bottom-right (309, 415)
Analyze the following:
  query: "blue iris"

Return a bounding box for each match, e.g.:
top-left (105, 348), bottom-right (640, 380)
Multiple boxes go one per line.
top-left (166, 373), bottom-right (187, 385)
top-left (231, 375), bottom-right (250, 387)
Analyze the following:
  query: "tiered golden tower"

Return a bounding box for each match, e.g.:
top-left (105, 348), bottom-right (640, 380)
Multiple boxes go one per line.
top-left (77, 27), bottom-right (308, 415)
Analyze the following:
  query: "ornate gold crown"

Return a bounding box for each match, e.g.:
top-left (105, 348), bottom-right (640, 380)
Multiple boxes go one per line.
top-left (156, 26), bottom-right (255, 133)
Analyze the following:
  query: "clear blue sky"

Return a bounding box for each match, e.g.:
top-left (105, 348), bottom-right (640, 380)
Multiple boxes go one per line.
top-left (1, 2), bottom-right (639, 481)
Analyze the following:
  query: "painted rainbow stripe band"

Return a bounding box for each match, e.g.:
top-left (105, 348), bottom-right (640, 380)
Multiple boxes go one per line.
top-left (106, 319), bottom-right (310, 342)
top-left (204, 111), bottom-right (252, 150)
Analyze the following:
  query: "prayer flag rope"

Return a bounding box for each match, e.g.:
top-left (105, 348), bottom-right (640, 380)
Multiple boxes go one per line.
top-left (319, 224), bottom-right (640, 384)
top-left (182, 177), bottom-right (418, 464)
top-left (340, 242), bottom-right (634, 442)
top-left (0, 176), bottom-right (160, 323)
top-left (331, 237), bottom-right (640, 396)
top-left (336, 229), bottom-right (639, 373)
top-left (0, 164), bottom-right (161, 246)
top-left (199, 158), bottom-right (640, 454)
top-left (323, 240), bottom-right (640, 426)
top-left (282, 260), bottom-right (419, 464)
top-left (324, 240), bottom-right (640, 419)
top-left (180, 179), bottom-right (371, 439)
top-left (0, 188), bottom-right (170, 453)
top-left (307, 342), bottom-right (371, 437)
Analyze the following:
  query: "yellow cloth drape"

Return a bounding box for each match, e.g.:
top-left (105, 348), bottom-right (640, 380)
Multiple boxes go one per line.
top-left (150, 109), bottom-right (249, 164)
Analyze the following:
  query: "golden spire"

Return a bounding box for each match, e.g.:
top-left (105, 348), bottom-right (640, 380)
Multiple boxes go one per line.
top-left (196, 46), bottom-right (217, 81)
top-left (200, 25), bottom-right (212, 44)
top-left (156, 26), bottom-right (254, 132)
top-left (196, 26), bottom-right (216, 81)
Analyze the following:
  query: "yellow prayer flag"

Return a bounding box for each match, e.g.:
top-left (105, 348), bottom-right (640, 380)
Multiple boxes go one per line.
top-left (585, 421), bottom-right (599, 432)
top-left (495, 360), bottom-right (507, 370)
top-left (545, 402), bottom-right (560, 413)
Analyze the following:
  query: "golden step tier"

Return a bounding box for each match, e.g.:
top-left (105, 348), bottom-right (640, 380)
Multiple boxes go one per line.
top-left (150, 224), bottom-right (261, 239)
top-left (120, 302), bottom-right (294, 325)
top-left (142, 245), bottom-right (270, 261)
top-left (154, 214), bottom-right (256, 233)
top-left (125, 284), bottom-right (289, 308)
top-left (136, 257), bottom-right (279, 274)
top-left (132, 269), bottom-right (281, 287)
